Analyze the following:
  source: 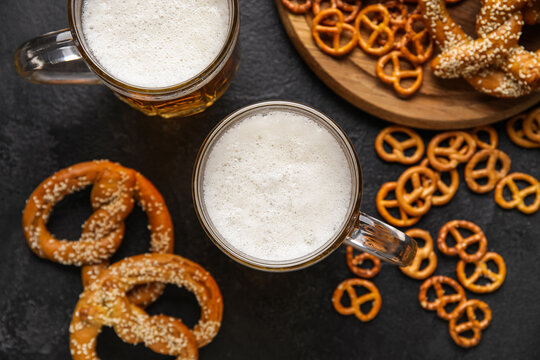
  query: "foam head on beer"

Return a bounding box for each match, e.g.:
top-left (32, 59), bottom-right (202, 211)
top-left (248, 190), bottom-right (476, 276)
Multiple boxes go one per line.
top-left (202, 110), bottom-right (353, 262)
top-left (81, 0), bottom-right (230, 88)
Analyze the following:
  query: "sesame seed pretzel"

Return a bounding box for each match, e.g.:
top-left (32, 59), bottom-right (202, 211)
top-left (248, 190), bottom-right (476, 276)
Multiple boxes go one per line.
top-left (456, 252), bottom-right (506, 294)
top-left (355, 4), bottom-right (395, 56)
top-left (418, 275), bottom-right (466, 320)
top-left (494, 172), bottom-right (540, 214)
top-left (375, 126), bottom-right (425, 164)
top-left (448, 299), bottom-right (492, 348)
top-left (464, 149), bottom-right (511, 194)
top-left (70, 254), bottom-right (223, 360)
top-left (470, 125), bottom-right (499, 150)
top-left (395, 165), bottom-right (438, 217)
top-left (418, 0), bottom-right (540, 98)
top-left (399, 228), bottom-right (437, 280)
top-left (376, 182), bottom-right (422, 227)
top-left (524, 108), bottom-right (540, 143)
top-left (400, 13), bottom-right (434, 65)
top-left (427, 131), bottom-right (477, 172)
top-left (437, 220), bottom-right (487, 262)
top-left (22, 160), bottom-right (174, 307)
top-left (524, 0), bottom-right (540, 24)
top-left (506, 114), bottom-right (540, 149)
top-left (419, 158), bottom-right (459, 206)
top-left (332, 278), bottom-right (382, 321)
top-left (281, 0), bottom-right (313, 14)
top-left (346, 246), bottom-right (381, 278)
top-left (376, 50), bottom-right (424, 96)
top-left (312, 8), bottom-right (358, 56)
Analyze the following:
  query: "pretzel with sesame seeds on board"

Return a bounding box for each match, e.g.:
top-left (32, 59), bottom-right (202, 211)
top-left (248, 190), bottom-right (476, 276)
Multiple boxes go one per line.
top-left (22, 160), bottom-right (174, 307)
top-left (70, 253), bottom-right (223, 360)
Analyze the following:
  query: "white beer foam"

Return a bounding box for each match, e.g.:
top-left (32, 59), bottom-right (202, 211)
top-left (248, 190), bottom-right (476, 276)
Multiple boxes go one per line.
top-left (81, 0), bottom-right (229, 88)
top-left (203, 110), bottom-right (352, 262)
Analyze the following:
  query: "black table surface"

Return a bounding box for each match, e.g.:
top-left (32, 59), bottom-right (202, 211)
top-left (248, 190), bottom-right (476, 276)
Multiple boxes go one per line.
top-left (1, 1), bottom-right (539, 359)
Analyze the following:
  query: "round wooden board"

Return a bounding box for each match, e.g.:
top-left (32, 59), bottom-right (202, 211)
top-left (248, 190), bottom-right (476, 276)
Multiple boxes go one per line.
top-left (276, 0), bottom-right (540, 129)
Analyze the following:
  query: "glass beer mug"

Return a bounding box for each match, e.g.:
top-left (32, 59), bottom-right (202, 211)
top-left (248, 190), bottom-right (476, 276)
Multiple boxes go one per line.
top-left (14, 0), bottom-right (240, 118)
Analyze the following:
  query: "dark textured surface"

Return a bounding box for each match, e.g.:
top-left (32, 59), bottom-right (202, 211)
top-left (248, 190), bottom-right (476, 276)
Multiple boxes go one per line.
top-left (1, 1), bottom-right (539, 359)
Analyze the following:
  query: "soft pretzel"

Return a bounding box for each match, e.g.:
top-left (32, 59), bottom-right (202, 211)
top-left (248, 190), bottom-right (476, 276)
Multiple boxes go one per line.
top-left (524, 0), bottom-right (540, 24)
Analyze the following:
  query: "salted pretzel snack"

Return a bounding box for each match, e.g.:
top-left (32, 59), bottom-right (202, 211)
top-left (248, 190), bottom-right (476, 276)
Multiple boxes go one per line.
top-left (456, 252), bottom-right (506, 294)
top-left (470, 125), bottom-right (498, 150)
top-left (395, 165), bottom-right (438, 217)
top-left (312, 8), bottom-right (358, 56)
top-left (399, 229), bottom-right (437, 280)
top-left (427, 131), bottom-right (476, 172)
top-left (494, 172), bottom-right (540, 214)
top-left (418, 275), bottom-right (466, 320)
top-left (376, 182), bottom-right (422, 227)
top-left (22, 161), bottom-right (174, 308)
top-left (464, 149), bottom-right (511, 194)
top-left (523, 108), bottom-right (540, 143)
top-left (400, 13), bottom-right (433, 65)
top-left (70, 254), bottom-right (223, 360)
top-left (376, 50), bottom-right (424, 96)
top-left (437, 220), bottom-right (487, 262)
top-left (419, 158), bottom-right (459, 206)
top-left (332, 278), bottom-right (382, 321)
top-left (506, 114), bottom-right (540, 149)
top-left (346, 246), bottom-right (381, 278)
top-left (375, 126), bottom-right (425, 164)
top-left (355, 4), bottom-right (395, 56)
top-left (281, 0), bottom-right (312, 14)
top-left (448, 299), bottom-right (492, 348)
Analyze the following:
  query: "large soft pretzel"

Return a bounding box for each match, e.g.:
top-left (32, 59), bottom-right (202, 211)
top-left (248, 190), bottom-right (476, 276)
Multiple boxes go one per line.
top-left (418, 0), bottom-right (540, 98)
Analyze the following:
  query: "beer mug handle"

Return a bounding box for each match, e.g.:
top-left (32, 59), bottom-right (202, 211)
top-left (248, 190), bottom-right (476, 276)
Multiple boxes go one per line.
top-left (14, 29), bottom-right (100, 85)
top-left (344, 212), bottom-right (417, 266)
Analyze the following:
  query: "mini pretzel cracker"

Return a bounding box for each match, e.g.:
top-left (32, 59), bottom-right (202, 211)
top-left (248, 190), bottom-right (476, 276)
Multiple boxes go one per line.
top-left (312, 8), bottom-right (358, 56)
top-left (419, 159), bottom-right (459, 206)
top-left (470, 125), bottom-right (498, 150)
top-left (506, 114), bottom-right (540, 149)
top-left (523, 108), bottom-right (540, 143)
top-left (337, 0), bottom-right (362, 22)
top-left (376, 182), bottom-right (422, 227)
top-left (464, 149), bottom-right (511, 194)
top-left (456, 252), bottom-right (506, 294)
top-left (346, 246), bottom-right (381, 278)
top-left (375, 126), bottom-right (425, 164)
top-left (281, 0), bottom-right (313, 14)
top-left (22, 160), bottom-right (175, 308)
top-left (377, 51), bottom-right (424, 97)
top-left (427, 131), bottom-right (477, 172)
top-left (399, 229), bottom-right (437, 280)
top-left (355, 4), bottom-right (395, 56)
top-left (437, 220), bottom-right (487, 262)
top-left (332, 278), bottom-right (382, 321)
top-left (418, 275), bottom-right (466, 320)
top-left (400, 13), bottom-right (433, 65)
top-left (494, 172), bottom-right (540, 214)
top-left (70, 254), bottom-right (223, 360)
top-left (448, 299), bottom-right (492, 348)
top-left (395, 165), bottom-right (438, 217)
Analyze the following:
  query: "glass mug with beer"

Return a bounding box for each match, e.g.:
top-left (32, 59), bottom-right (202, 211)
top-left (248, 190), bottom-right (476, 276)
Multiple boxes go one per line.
top-left (14, 0), bottom-right (240, 118)
top-left (193, 101), bottom-right (417, 271)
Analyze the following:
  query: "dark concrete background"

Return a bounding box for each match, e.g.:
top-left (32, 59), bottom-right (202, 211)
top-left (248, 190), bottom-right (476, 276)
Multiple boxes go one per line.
top-left (1, 0), bottom-right (539, 359)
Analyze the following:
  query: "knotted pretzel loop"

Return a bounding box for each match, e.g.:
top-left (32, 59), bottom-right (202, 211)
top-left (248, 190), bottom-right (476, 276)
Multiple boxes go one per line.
top-left (395, 165), bottom-right (438, 217)
top-left (448, 299), bottom-right (492, 348)
top-left (437, 220), bottom-right (487, 262)
top-left (312, 8), bottom-right (359, 56)
top-left (523, 108), bottom-right (540, 143)
top-left (419, 158), bottom-right (459, 206)
top-left (427, 131), bottom-right (477, 171)
top-left (375, 126), bottom-right (425, 164)
top-left (376, 182), bottom-right (422, 227)
top-left (418, 275), bottom-right (466, 320)
top-left (312, 0), bottom-right (338, 24)
top-left (332, 278), bottom-right (382, 321)
top-left (456, 252), bottom-right (506, 293)
top-left (506, 114), bottom-right (540, 149)
top-left (346, 246), bottom-right (381, 278)
top-left (70, 254), bottom-right (223, 360)
top-left (400, 228), bottom-right (437, 280)
top-left (464, 149), bottom-right (511, 194)
top-left (355, 4), bottom-right (395, 56)
top-left (494, 172), bottom-right (540, 214)
top-left (337, 0), bottom-right (362, 22)
top-left (470, 125), bottom-right (499, 150)
top-left (281, 0), bottom-right (313, 14)
top-left (376, 51), bottom-right (424, 96)
top-left (400, 13), bottom-right (433, 64)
